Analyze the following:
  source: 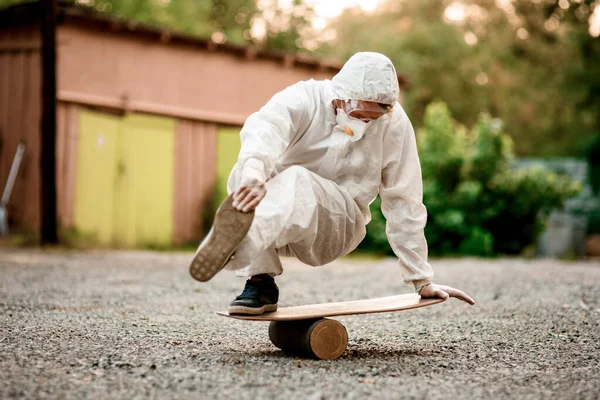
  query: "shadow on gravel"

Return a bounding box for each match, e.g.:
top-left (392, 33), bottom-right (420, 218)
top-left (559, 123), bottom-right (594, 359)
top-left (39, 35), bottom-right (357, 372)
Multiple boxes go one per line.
top-left (222, 345), bottom-right (441, 361)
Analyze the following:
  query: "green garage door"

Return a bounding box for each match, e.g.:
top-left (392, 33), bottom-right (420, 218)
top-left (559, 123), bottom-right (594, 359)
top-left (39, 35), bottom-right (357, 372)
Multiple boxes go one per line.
top-left (216, 126), bottom-right (242, 205)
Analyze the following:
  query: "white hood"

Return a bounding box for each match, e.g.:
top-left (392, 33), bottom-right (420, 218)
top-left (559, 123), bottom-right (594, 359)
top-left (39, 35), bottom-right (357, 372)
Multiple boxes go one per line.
top-left (331, 52), bottom-right (400, 105)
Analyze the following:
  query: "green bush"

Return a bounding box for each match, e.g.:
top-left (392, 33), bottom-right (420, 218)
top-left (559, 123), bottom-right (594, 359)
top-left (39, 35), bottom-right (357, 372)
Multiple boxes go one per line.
top-left (360, 102), bottom-right (581, 256)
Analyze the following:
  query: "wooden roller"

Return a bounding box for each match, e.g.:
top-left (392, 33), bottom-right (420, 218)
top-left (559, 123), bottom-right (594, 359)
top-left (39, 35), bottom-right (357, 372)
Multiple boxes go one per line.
top-left (268, 318), bottom-right (348, 360)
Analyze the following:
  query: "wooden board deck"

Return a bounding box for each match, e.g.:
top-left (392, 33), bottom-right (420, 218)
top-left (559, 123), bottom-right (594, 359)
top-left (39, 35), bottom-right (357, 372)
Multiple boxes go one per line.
top-left (216, 293), bottom-right (445, 321)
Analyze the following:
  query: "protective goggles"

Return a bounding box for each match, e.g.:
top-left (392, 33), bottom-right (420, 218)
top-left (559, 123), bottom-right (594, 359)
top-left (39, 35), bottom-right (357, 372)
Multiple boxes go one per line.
top-left (344, 99), bottom-right (394, 121)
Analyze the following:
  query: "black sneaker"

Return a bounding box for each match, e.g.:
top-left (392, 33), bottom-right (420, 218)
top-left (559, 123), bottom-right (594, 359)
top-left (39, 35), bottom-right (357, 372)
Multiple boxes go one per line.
top-left (228, 274), bottom-right (279, 315)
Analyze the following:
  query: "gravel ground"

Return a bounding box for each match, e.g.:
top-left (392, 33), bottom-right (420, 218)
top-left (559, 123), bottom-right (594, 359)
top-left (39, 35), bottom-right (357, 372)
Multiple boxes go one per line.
top-left (1, 247), bottom-right (599, 400)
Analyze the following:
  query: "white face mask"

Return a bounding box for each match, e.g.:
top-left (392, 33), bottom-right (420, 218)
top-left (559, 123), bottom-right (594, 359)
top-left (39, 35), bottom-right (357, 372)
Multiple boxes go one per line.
top-left (334, 108), bottom-right (370, 142)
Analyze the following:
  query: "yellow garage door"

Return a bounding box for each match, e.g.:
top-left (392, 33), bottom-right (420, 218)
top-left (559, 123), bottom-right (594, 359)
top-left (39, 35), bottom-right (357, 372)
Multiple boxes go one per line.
top-left (75, 109), bottom-right (175, 247)
top-left (74, 110), bottom-right (120, 244)
top-left (216, 126), bottom-right (242, 204)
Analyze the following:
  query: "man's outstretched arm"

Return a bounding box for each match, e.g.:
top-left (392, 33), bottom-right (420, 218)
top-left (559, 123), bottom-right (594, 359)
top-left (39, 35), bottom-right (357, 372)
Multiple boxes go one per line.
top-left (379, 110), bottom-right (474, 305)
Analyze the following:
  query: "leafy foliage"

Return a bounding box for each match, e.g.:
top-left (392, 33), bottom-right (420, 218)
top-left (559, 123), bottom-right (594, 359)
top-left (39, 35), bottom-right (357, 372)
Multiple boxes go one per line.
top-left (360, 102), bottom-right (581, 256)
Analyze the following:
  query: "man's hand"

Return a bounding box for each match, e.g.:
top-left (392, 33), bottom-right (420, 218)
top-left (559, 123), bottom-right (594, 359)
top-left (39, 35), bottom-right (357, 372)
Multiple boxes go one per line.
top-left (232, 177), bottom-right (266, 213)
top-left (419, 283), bottom-right (475, 305)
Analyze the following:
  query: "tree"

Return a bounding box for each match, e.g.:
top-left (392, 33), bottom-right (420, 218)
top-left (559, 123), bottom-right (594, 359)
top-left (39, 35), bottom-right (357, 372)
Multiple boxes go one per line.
top-left (329, 0), bottom-right (599, 157)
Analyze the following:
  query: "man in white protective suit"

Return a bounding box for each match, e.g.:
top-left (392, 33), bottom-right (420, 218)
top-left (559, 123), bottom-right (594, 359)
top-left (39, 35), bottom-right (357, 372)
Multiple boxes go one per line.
top-left (190, 52), bottom-right (475, 315)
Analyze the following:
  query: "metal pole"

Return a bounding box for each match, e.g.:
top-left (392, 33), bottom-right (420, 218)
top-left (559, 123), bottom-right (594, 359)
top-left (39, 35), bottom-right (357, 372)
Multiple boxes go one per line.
top-left (0, 143), bottom-right (26, 236)
top-left (1, 143), bottom-right (26, 207)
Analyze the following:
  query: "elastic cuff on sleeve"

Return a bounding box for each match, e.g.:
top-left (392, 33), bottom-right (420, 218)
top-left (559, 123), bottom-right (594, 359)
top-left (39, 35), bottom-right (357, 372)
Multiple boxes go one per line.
top-left (412, 278), bottom-right (432, 293)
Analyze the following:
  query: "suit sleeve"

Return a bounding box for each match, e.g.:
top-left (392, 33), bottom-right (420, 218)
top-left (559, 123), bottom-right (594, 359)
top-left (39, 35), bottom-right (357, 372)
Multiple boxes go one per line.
top-left (233, 81), bottom-right (313, 185)
top-left (379, 110), bottom-right (434, 291)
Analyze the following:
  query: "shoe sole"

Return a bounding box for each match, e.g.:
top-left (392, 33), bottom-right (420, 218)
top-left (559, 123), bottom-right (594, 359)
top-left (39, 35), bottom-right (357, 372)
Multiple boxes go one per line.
top-left (228, 303), bottom-right (278, 315)
top-left (189, 194), bottom-right (254, 282)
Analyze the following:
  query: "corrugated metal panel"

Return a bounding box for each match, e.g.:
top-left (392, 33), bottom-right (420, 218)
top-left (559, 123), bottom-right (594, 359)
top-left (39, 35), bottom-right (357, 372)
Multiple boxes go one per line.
top-left (56, 102), bottom-right (78, 228)
top-left (0, 24), bottom-right (42, 233)
top-left (173, 120), bottom-right (218, 245)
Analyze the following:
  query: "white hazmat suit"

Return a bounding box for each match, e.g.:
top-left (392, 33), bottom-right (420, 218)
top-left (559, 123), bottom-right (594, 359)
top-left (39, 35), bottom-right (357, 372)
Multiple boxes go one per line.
top-left (225, 52), bottom-right (433, 290)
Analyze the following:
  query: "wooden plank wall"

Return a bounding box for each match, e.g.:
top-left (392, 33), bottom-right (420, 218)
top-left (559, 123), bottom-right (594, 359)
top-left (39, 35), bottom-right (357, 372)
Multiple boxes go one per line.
top-left (56, 102), bottom-right (78, 229)
top-left (0, 24), bottom-right (42, 233)
top-left (173, 119), bottom-right (218, 246)
top-left (56, 25), bottom-right (335, 127)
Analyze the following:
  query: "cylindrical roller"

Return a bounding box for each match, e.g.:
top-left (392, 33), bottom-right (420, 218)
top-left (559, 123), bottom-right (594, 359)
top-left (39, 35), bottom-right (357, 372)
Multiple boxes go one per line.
top-left (268, 318), bottom-right (348, 360)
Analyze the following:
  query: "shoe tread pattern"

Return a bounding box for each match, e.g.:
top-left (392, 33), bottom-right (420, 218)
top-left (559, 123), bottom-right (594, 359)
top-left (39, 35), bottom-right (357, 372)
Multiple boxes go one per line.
top-left (189, 195), bottom-right (254, 282)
